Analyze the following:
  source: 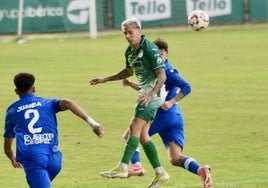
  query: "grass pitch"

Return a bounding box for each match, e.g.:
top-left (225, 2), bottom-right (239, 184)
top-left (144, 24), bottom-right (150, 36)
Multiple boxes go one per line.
top-left (0, 24), bottom-right (268, 188)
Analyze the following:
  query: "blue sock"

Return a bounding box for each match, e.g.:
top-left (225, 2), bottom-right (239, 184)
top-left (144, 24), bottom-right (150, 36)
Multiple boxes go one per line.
top-left (181, 157), bottom-right (200, 174)
top-left (131, 150), bottom-right (141, 164)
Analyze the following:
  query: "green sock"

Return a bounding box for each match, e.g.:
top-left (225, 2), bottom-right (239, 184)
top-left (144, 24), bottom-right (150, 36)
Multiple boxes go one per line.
top-left (143, 140), bottom-right (161, 168)
top-left (121, 136), bottom-right (139, 164)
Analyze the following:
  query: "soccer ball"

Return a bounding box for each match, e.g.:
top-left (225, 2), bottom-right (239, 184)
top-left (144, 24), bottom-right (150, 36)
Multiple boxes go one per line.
top-left (188, 10), bottom-right (209, 31)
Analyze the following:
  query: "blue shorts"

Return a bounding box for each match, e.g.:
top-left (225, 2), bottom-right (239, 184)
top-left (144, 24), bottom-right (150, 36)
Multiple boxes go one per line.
top-left (149, 113), bottom-right (185, 148)
top-left (23, 151), bottom-right (62, 188)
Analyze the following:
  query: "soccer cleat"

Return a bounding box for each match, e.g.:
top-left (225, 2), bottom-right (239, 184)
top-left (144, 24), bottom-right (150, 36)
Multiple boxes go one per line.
top-left (147, 171), bottom-right (170, 188)
top-left (198, 165), bottom-right (213, 188)
top-left (128, 164), bottom-right (146, 177)
top-left (100, 166), bottom-right (128, 179)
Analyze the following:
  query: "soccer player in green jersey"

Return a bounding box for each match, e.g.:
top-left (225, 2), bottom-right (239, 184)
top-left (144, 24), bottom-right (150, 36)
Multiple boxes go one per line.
top-left (89, 18), bottom-right (169, 188)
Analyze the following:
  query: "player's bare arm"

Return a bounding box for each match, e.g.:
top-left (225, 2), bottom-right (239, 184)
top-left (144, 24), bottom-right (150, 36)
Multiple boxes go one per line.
top-left (122, 79), bottom-right (139, 90)
top-left (109, 67), bottom-right (134, 81)
top-left (4, 138), bottom-right (23, 168)
top-left (137, 68), bottom-right (166, 106)
top-left (149, 68), bottom-right (166, 97)
top-left (172, 91), bottom-right (185, 103)
top-left (59, 99), bottom-right (104, 138)
top-left (161, 92), bottom-right (185, 110)
top-left (89, 68), bottom-right (133, 85)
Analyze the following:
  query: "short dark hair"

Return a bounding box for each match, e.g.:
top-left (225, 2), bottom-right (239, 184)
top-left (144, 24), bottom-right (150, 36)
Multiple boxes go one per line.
top-left (14, 73), bottom-right (35, 93)
top-left (154, 38), bottom-right (168, 53)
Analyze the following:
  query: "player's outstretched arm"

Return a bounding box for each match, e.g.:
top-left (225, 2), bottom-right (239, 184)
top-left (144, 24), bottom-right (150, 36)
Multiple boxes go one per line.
top-left (59, 99), bottom-right (104, 138)
top-left (89, 68), bottom-right (133, 85)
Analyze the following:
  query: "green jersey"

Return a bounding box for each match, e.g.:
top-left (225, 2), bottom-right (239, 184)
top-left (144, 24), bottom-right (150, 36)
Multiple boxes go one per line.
top-left (125, 35), bottom-right (164, 95)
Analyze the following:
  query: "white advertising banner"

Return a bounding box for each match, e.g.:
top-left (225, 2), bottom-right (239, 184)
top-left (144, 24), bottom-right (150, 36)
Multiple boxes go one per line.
top-left (186, 0), bottom-right (232, 17)
top-left (125, 0), bottom-right (171, 21)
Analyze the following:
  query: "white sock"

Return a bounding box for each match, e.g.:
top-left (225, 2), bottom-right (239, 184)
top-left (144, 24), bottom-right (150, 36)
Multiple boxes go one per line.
top-left (118, 163), bottom-right (128, 171)
top-left (154, 166), bottom-right (164, 174)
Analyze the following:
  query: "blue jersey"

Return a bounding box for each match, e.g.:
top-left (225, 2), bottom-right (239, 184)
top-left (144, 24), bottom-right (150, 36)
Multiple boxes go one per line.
top-left (4, 94), bottom-right (61, 162)
top-left (149, 60), bottom-right (191, 148)
top-left (158, 59), bottom-right (191, 116)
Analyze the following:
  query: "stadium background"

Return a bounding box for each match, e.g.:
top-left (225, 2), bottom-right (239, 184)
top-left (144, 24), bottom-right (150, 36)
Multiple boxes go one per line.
top-left (0, 0), bottom-right (268, 35)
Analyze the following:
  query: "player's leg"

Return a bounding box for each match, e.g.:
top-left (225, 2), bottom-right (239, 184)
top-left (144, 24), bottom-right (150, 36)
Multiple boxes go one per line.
top-left (119, 117), bottom-right (145, 169)
top-left (140, 124), bottom-right (169, 188)
top-left (157, 114), bottom-right (200, 172)
top-left (100, 117), bottom-right (145, 178)
top-left (25, 168), bottom-right (51, 188)
top-left (48, 151), bottom-right (62, 181)
top-left (138, 98), bottom-right (169, 187)
top-left (127, 95), bottom-right (165, 173)
top-left (122, 128), bottom-right (146, 176)
top-left (158, 112), bottom-right (212, 188)
top-left (182, 154), bottom-right (213, 188)
top-left (128, 147), bottom-right (146, 176)
top-left (23, 155), bottom-right (51, 188)
top-left (168, 142), bottom-right (212, 188)
top-left (167, 141), bottom-right (202, 174)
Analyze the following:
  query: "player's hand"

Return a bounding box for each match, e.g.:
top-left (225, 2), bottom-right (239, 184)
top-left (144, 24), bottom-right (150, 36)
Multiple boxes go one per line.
top-left (137, 93), bottom-right (152, 106)
top-left (11, 157), bottom-right (23, 168)
top-left (12, 161), bottom-right (23, 168)
top-left (93, 125), bottom-right (104, 138)
top-left (122, 128), bottom-right (130, 142)
top-left (89, 78), bottom-right (106, 85)
top-left (161, 101), bottom-right (173, 110)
